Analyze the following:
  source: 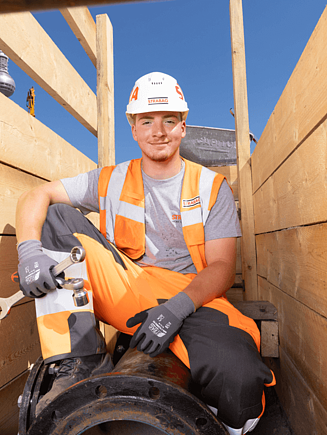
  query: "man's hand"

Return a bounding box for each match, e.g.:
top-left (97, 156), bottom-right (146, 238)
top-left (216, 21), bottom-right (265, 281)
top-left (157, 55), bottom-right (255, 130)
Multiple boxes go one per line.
top-left (126, 292), bottom-right (195, 357)
top-left (18, 239), bottom-right (60, 298)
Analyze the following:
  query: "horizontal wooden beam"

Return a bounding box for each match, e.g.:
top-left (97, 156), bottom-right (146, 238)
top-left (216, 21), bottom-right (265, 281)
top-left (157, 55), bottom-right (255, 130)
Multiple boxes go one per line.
top-left (256, 223), bottom-right (327, 319)
top-left (0, 0), bottom-right (150, 13)
top-left (60, 6), bottom-right (97, 67)
top-left (0, 12), bottom-right (97, 135)
top-left (0, 93), bottom-right (97, 181)
top-left (258, 276), bottom-right (327, 411)
top-left (253, 117), bottom-right (327, 234)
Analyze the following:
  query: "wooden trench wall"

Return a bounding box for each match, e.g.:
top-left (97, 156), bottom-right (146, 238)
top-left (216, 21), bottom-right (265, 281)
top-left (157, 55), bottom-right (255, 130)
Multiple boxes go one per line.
top-left (251, 6), bottom-right (327, 434)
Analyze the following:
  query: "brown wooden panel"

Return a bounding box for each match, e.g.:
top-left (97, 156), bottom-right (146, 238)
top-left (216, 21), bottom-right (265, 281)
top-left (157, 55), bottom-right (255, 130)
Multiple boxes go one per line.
top-left (0, 93), bottom-right (97, 181)
top-left (265, 348), bottom-right (327, 435)
top-left (0, 164), bottom-right (46, 234)
top-left (0, 235), bottom-right (26, 302)
top-left (253, 118), bottom-right (327, 234)
top-left (0, 12), bottom-right (97, 135)
top-left (209, 165), bottom-right (238, 200)
top-left (60, 7), bottom-right (96, 67)
top-left (0, 370), bottom-right (29, 435)
top-left (0, 302), bottom-right (41, 387)
top-left (256, 224), bottom-right (327, 318)
top-left (252, 6), bottom-right (327, 193)
top-left (258, 276), bottom-right (327, 410)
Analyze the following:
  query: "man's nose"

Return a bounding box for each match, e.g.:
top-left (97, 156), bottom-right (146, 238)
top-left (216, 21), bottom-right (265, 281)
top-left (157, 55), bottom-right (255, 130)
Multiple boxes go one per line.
top-left (152, 119), bottom-right (166, 137)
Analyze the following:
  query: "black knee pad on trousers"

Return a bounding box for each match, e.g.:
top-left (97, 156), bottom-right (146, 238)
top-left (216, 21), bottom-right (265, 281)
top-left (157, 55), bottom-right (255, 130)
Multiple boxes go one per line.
top-left (180, 306), bottom-right (273, 428)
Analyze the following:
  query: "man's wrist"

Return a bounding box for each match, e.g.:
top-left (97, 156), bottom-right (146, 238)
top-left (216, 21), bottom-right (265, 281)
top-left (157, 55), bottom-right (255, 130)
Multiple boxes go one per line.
top-left (17, 239), bottom-right (43, 262)
top-left (165, 292), bottom-right (195, 320)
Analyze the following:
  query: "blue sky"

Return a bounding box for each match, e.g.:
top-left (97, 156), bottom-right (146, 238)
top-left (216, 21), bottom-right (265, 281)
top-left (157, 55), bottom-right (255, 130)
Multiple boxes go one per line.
top-left (5, 0), bottom-right (327, 164)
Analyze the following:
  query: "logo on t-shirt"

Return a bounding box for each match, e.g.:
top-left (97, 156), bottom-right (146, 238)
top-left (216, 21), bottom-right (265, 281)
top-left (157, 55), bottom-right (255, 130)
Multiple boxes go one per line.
top-left (172, 214), bottom-right (181, 222)
top-left (182, 196), bottom-right (200, 208)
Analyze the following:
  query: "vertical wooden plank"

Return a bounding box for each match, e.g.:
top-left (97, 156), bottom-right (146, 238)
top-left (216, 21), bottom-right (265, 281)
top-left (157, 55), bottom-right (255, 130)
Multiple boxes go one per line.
top-left (96, 14), bottom-right (115, 168)
top-left (60, 6), bottom-right (97, 67)
top-left (229, 0), bottom-right (257, 299)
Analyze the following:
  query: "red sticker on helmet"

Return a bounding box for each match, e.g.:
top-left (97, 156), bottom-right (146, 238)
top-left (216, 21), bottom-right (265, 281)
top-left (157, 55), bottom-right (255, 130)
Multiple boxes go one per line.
top-left (129, 86), bottom-right (139, 103)
top-left (175, 84), bottom-right (184, 100)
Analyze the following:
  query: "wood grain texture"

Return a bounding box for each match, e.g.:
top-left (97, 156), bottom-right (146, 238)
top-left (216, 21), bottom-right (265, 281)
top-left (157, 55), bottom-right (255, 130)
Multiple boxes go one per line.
top-left (96, 14), bottom-right (115, 167)
top-left (252, 6), bottom-right (327, 193)
top-left (0, 12), bottom-right (97, 135)
top-left (0, 93), bottom-right (97, 181)
top-left (253, 118), bottom-right (327, 234)
top-left (0, 370), bottom-right (29, 435)
top-left (60, 7), bottom-right (96, 67)
top-left (256, 224), bottom-right (327, 318)
top-left (230, 0), bottom-right (257, 299)
top-left (258, 276), bottom-right (327, 410)
top-left (265, 348), bottom-right (327, 435)
top-left (0, 302), bottom-right (41, 387)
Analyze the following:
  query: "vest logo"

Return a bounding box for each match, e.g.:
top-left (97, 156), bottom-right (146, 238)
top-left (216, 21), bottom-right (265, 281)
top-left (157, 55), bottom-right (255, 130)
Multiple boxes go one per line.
top-left (148, 97), bottom-right (169, 105)
top-left (182, 196), bottom-right (200, 208)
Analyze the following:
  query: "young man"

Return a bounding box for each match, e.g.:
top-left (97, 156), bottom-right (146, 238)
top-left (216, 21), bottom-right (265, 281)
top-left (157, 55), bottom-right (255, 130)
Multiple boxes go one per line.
top-left (16, 72), bottom-right (274, 434)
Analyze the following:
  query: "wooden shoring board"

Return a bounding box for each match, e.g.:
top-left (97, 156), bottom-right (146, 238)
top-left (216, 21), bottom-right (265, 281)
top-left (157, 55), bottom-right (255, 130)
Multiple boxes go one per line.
top-left (253, 117), bottom-right (327, 234)
top-left (256, 224), bottom-right (327, 319)
top-left (0, 93), bottom-right (97, 180)
top-left (229, 0), bottom-right (257, 300)
top-left (266, 348), bottom-right (327, 435)
top-left (96, 14), bottom-right (115, 167)
top-left (0, 235), bottom-right (23, 300)
top-left (0, 164), bottom-right (46, 235)
top-left (0, 302), bottom-right (41, 387)
top-left (0, 370), bottom-right (30, 434)
top-left (258, 276), bottom-right (327, 411)
top-left (60, 7), bottom-right (97, 67)
top-left (0, 12), bottom-right (97, 135)
top-left (252, 6), bottom-right (327, 193)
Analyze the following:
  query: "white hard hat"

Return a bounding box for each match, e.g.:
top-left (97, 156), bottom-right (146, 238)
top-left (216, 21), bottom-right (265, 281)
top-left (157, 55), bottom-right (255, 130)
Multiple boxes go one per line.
top-left (126, 72), bottom-right (189, 125)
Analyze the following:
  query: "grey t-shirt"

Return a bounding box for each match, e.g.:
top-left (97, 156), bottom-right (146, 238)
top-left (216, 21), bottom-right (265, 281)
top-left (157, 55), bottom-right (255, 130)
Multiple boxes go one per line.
top-left (61, 163), bottom-right (241, 274)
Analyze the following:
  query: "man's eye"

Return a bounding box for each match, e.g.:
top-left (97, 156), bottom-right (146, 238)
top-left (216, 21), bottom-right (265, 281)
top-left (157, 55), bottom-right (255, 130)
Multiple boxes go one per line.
top-left (165, 119), bottom-right (176, 124)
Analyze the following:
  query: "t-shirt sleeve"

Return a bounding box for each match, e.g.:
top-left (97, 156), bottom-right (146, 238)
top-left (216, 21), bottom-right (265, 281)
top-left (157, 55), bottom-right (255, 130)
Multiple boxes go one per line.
top-left (205, 179), bottom-right (242, 241)
top-left (60, 168), bottom-right (102, 214)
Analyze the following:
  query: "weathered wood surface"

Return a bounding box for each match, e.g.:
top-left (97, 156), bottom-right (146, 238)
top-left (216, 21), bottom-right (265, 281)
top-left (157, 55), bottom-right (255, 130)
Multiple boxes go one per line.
top-left (60, 6), bottom-right (97, 67)
top-left (0, 12), bottom-right (97, 135)
top-left (261, 320), bottom-right (279, 358)
top-left (96, 14), bottom-right (115, 167)
top-left (265, 348), bottom-right (327, 435)
top-left (229, 0), bottom-right (257, 300)
top-left (252, 6), bottom-right (327, 193)
top-left (0, 235), bottom-right (24, 301)
top-left (258, 276), bottom-right (327, 411)
top-left (0, 0), bottom-right (148, 13)
top-left (253, 118), bottom-right (327, 234)
top-left (233, 300), bottom-right (277, 320)
top-left (0, 370), bottom-right (29, 435)
top-left (256, 224), bottom-right (327, 319)
top-left (0, 91), bottom-right (97, 181)
top-left (0, 302), bottom-right (41, 387)
top-left (0, 164), bottom-right (45, 235)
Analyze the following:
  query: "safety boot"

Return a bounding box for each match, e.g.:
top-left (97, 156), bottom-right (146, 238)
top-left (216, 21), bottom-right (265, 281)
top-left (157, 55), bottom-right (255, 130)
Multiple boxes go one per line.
top-left (36, 353), bottom-right (113, 417)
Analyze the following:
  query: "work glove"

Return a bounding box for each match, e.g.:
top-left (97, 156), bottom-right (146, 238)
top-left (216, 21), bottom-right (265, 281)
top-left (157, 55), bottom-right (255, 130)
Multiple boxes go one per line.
top-left (17, 239), bottom-right (60, 298)
top-left (126, 292), bottom-right (195, 357)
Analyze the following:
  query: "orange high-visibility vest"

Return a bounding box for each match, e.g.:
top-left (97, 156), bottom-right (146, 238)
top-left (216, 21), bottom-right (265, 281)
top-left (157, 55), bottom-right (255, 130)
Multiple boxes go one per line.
top-left (98, 158), bottom-right (226, 273)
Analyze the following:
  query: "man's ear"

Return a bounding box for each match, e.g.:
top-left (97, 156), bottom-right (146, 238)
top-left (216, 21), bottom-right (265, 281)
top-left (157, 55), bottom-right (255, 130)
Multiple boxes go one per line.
top-left (181, 120), bottom-right (186, 138)
top-left (131, 123), bottom-right (138, 141)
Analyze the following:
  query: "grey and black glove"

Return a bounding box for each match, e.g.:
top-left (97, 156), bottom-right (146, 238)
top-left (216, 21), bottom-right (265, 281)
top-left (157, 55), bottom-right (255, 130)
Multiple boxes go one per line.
top-left (18, 239), bottom-right (60, 298)
top-left (126, 292), bottom-right (195, 357)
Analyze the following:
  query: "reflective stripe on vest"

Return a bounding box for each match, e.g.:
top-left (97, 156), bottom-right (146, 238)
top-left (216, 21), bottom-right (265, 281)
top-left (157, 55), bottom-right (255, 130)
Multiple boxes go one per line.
top-left (98, 158), bottom-right (226, 272)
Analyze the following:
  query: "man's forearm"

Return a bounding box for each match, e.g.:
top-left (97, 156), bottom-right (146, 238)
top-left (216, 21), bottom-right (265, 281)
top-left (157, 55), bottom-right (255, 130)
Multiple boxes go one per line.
top-left (16, 188), bottom-right (51, 244)
top-left (182, 260), bottom-right (236, 310)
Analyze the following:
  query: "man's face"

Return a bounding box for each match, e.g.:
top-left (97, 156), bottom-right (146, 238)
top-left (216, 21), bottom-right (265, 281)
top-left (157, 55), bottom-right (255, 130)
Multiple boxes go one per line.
top-left (131, 111), bottom-right (186, 163)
